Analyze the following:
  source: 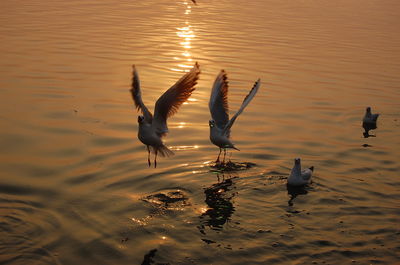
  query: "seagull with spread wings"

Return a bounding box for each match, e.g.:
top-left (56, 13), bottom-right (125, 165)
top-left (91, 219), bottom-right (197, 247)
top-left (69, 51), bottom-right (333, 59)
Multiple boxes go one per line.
top-left (208, 70), bottom-right (260, 163)
top-left (130, 63), bottom-right (200, 167)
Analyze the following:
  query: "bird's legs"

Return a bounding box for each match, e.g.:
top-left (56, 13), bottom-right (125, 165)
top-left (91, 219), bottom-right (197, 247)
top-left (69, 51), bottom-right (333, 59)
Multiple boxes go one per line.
top-left (216, 148), bottom-right (222, 164)
top-left (147, 145), bottom-right (151, 167)
top-left (223, 149), bottom-right (227, 164)
top-left (154, 149), bottom-right (158, 168)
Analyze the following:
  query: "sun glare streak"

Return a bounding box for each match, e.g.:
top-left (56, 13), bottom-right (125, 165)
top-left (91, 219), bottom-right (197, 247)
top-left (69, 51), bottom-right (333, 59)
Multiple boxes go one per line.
top-left (169, 145), bottom-right (200, 151)
top-left (170, 1), bottom-right (196, 73)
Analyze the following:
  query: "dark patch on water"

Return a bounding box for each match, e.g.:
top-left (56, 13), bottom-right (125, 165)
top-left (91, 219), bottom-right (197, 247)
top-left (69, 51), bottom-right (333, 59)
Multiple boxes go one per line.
top-left (265, 170), bottom-right (287, 175)
top-left (257, 229), bottom-right (272, 233)
top-left (210, 161), bottom-right (256, 172)
top-left (142, 190), bottom-right (190, 211)
top-left (141, 249), bottom-right (157, 265)
top-left (140, 249), bottom-right (172, 265)
top-left (201, 238), bottom-right (216, 244)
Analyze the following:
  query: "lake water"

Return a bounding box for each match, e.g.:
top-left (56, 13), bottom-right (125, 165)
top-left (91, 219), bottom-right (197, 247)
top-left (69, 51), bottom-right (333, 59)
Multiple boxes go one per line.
top-left (1, 0), bottom-right (400, 264)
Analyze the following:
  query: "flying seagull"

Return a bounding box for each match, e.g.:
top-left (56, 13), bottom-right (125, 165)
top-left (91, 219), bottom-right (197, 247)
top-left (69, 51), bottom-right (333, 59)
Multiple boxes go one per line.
top-left (287, 158), bottom-right (314, 186)
top-left (130, 63), bottom-right (200, 167)
top-left (208, 70), bottom-right (260, 163)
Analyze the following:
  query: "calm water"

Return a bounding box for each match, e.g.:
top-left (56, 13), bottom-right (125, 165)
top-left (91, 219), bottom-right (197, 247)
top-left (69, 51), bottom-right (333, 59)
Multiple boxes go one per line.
top-left (1, 0), bottom-right (400, 264)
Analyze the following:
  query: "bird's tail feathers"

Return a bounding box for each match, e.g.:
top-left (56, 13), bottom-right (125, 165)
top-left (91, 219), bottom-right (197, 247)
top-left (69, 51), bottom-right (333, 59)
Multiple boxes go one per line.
top-left (309, 166), bottom-right (314, 172)
top-left (150, 145), bottom-right (174, 157)
top-left (232, 146), bottom-right (240, 151)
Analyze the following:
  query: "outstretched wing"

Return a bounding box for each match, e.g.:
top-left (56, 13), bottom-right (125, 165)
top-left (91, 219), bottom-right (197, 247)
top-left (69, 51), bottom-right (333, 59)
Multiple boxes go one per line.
top-left (209, 70), bottom-right (229, 129)
top-left (152, 62), bottom-right (200, 136)
top-left (222, 79), bottom-right (261, 136)
top-left (130, 65), bottom-right (153, 122)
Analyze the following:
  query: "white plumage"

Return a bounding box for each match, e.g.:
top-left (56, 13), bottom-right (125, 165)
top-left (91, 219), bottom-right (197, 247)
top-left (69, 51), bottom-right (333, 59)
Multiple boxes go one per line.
top-left (208, 70), bottom-right (260, 163)
top-left (287, 158), bottom-right (314, 186)
top-left (130, 63), bottom-right (200, 167)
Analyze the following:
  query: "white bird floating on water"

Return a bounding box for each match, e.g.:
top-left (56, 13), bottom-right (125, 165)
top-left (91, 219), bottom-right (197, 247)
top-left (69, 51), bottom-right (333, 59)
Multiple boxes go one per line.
top-left (287, 158), bottom-right (314, 186)
top-left (208, 70), bottom-right (260, 164)
top-left (130, 62), bottom-right (200, 168)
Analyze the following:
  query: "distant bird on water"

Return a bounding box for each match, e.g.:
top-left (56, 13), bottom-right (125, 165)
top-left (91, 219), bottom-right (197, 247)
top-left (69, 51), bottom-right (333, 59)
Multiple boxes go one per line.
top-left (130, 63), bottom-right (200, 167)
top-left (191, 0), bottom-right (197, 5)
top-left (362, 106), bottom-right (379, 137)
top-left (208, 70), bottom-right (260, 163)
top-left (287, 158), bottom-right (314, 186)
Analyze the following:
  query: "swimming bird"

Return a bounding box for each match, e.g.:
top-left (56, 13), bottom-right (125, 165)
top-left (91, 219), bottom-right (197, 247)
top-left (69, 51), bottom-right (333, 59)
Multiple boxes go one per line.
top-left (362, 107), bottom-right (379, 137)
top-left (287, 158), bottom-right (314, 186)
top-left (130, 63), bottom-right (200, 168)
top-left (208, 70), bottom-right (260, 163)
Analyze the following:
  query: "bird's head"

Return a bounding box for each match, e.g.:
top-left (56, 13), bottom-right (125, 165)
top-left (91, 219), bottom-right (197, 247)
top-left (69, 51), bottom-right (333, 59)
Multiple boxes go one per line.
top-left (137, 115), bottom-right (144, 124)
top-left (209, 120), bottom-right (215, 128)
top-left (366, 107), bottom-right (371, 113)
top-left (294, 158), bottom-right (301, 165)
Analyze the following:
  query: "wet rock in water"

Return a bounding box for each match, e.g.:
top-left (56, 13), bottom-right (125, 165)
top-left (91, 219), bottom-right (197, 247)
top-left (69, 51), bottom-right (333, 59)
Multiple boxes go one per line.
top-left (142, 190), bottom-right (190, 210)
top-left (211, 161), bottom-right (256, 172)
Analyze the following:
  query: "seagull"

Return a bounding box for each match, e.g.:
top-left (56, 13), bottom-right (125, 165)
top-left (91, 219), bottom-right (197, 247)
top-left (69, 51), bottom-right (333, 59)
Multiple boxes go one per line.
top-left (362, 107), bottom-right (379, 137)
top-left (130, 63), bottom-right (200, 168)
top-left (287, 158), bottom-right (314, 186)
top-left (208, 70), bottom-right (260, 163)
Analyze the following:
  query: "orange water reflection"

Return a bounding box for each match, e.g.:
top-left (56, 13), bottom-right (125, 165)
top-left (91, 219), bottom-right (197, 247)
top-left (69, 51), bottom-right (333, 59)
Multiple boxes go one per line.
top-left (170, 1), bottom-right (196, 73)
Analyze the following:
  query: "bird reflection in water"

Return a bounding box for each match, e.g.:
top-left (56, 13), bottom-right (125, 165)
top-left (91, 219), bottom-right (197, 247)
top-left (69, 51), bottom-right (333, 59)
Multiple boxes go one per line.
top-left (362, 123), bottom-right (377, 138)
top-left (199, 174), bottom-right (237, 230)
top-left (286, 184), bottom-right (308, 207)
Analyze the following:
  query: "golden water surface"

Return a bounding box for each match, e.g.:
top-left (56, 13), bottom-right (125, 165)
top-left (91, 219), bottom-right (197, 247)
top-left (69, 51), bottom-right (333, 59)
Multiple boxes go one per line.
top-left (1, 0), bottom-right (400, 264)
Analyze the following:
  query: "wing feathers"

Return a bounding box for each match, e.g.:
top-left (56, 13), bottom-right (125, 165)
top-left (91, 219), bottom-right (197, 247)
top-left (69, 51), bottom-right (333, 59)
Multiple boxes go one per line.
top-left (209, 70), bottom-right (229, 128)
top-left (222, 78), bottom-right (260, 135)
top-left (153, 62), bottom-right (200, 136)
top-left (130, 65), bottom-right (153, 122)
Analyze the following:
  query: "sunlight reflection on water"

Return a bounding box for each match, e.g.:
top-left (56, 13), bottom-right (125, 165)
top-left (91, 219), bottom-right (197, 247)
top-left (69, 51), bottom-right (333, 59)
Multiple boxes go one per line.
top-left (0, 0), bottom-right (399, 264)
